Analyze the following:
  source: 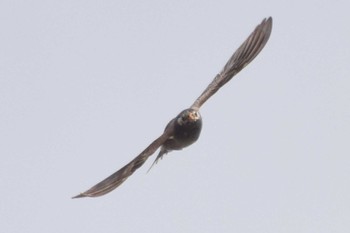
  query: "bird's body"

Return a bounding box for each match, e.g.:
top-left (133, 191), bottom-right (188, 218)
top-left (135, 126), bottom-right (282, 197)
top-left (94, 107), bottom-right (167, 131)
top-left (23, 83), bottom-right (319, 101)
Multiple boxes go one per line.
top-left (151, 108), bottom-right (202, 168)
top-left (163, 109), bottom-right (202, 151)
top-left (73, 17), bottom-right (273, 198)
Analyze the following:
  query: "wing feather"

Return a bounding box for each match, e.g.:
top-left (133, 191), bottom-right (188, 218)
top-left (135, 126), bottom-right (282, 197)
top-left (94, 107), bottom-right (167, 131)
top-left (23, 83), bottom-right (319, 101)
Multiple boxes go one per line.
top-left (191, 17), bottom-right (272, 109)
top-left (73, 129), bottom-right (173, 198)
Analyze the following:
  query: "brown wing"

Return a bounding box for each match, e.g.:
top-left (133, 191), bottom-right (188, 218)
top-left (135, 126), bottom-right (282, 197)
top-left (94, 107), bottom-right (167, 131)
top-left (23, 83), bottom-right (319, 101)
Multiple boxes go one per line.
top-left (72, 127), bottom-right (174, 198)
top-left (191, 17), bottom-right (273, 109)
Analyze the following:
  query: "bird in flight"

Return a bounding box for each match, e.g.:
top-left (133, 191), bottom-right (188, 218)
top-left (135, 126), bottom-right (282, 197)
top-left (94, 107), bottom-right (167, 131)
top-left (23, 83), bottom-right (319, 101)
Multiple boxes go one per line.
top-left (73, 17), bottom-right (273, 198)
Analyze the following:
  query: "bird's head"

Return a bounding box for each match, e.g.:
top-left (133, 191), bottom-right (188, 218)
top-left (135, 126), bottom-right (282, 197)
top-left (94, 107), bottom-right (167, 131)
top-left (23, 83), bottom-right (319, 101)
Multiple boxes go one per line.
top-left (177, 109), bottom-right (201, 126)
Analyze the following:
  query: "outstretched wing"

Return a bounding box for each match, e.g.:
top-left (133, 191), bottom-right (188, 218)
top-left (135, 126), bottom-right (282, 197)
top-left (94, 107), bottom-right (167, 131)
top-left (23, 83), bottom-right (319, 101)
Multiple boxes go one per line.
top-left (72, 128), bottom-right (173, 198)
top-left (191, 17), bottom-right (272, 109)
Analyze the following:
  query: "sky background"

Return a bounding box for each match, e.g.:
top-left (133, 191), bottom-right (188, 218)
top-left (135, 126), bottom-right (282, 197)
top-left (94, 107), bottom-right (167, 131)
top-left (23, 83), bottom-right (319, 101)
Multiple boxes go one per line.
top-left (1, 1), bottom-right (349, 232)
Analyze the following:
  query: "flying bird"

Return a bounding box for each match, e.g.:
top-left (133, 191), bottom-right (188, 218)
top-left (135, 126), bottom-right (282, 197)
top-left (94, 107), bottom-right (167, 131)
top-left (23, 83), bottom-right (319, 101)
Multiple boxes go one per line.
top-left (73, 17), bottom-right (273, 198)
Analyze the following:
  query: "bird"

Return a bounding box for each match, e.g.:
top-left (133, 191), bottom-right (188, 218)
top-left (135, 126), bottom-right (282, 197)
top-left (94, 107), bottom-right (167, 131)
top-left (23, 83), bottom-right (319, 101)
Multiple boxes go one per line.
top-left (73, 17), bottom-right (273, 198)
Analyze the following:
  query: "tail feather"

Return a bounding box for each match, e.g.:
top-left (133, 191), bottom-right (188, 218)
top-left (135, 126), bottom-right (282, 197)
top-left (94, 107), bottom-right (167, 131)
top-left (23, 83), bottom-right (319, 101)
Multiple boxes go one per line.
top-left (147, 147), bottom-right (168, 172)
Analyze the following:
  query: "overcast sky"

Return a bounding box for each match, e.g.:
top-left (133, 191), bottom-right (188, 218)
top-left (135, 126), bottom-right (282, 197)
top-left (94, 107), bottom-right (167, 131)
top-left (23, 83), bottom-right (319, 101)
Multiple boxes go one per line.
top-left (1, 1), bottom-right (349, 232)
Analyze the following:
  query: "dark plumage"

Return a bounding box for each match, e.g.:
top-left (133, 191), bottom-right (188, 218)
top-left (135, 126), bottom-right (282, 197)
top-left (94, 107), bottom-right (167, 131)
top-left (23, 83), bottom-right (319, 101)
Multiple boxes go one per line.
top-left (149, 108), bottom-right (202, 170)
top-left (73, 17), bottom-right (273, 198)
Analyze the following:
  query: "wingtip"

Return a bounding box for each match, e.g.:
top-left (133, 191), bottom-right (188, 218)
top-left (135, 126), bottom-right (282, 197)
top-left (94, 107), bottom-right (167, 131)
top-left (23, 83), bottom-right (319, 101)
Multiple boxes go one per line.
top-left (72, 193), bottom-right (87, 199)
top-left (265, 17), bottom-right (273, 28)
top-left (259, 16), bottom-right (273, 42)
top-left (261, 16), bottom-right (272, 26)
top-left (268, 16), bottom-right (273, 25)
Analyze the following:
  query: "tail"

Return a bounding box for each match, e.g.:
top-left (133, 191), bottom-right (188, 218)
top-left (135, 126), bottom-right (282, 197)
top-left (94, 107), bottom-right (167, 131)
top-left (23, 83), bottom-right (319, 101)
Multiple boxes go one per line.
top-left (147, 147), bottom-right (169, 173)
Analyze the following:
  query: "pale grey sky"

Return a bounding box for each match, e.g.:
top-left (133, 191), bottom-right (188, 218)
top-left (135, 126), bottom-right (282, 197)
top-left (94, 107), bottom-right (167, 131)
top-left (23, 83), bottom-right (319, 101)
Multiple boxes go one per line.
top-left (1, 1), bottom-right (349, 232)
